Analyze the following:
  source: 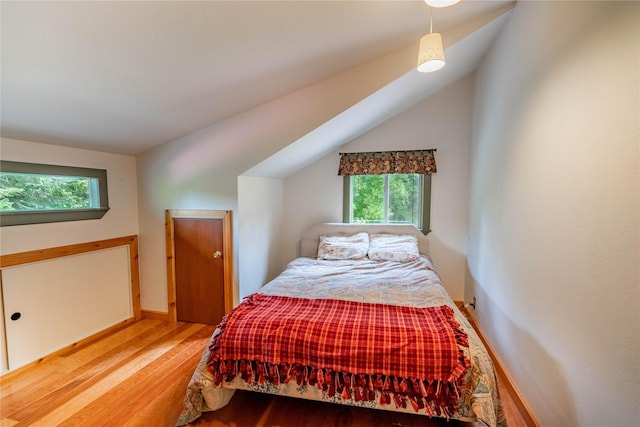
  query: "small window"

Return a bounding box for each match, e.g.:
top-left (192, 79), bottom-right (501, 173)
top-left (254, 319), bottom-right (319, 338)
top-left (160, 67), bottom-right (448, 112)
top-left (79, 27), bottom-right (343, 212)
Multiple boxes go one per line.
top-left (0, 161), bottom-right (109, 226)
top-left (343, 173), bottom-right (432, 233)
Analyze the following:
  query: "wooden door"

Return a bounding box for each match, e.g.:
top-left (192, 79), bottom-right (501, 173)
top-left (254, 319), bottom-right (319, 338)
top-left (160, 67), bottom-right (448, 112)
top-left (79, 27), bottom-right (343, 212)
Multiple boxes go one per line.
top-left (166, 210), bottom-right (233, 325)
top-left (174, 218), bottom-right (225, 325)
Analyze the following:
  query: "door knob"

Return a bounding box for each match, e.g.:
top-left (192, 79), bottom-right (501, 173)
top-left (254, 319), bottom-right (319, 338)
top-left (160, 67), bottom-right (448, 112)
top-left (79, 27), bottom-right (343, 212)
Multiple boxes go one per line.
top-left (212, 250), bottom-right (222, 259)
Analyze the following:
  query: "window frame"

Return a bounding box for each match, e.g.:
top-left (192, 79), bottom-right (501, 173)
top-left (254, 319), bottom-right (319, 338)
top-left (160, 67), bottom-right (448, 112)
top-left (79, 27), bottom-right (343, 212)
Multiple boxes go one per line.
top-left (342, 173), bottom-right (432, 234)
top-left (0, 161), bottom-right (110, 227)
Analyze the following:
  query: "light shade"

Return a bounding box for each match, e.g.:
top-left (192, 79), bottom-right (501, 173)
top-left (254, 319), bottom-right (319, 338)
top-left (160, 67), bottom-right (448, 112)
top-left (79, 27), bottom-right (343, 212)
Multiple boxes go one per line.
top-left (424, 0), bottom-right (461, 7)
top-left (417, 32), bottom-right (445, 73)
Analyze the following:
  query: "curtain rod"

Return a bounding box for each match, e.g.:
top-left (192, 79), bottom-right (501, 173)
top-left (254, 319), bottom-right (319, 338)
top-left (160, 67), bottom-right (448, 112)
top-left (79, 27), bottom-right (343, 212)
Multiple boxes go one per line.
top-left (339, 149), bottom-right (437, 155)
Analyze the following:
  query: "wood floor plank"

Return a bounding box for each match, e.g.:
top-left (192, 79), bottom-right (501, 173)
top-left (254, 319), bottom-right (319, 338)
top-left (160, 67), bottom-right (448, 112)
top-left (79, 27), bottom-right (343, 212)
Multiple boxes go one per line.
top-left (0, 319), bottom-right (160, 398)
top-left (112, 352), bottom-right (203, 427)
top-left (496, 372), bottom-right (527, 427)
top-left (52, 319), bottom-right (163, 370)
top-left (262, 394), bottom-right (380, 427)
top-left (0, 320), bottom-right (161, 396)
top-left (2, 321), bottom-right (190, 419)
top-left (0, 418), bottom-right (19, 427)
top-left (0, 370), bottom-right (66, 402)
top-left (194, 390), bottom-right (276, 427)
top-left (196, 391), bottom-right (469, 427)
top-left (108, 325), bottom-right (216, 427)
top-left (11, 323), bottom-right (203, 426)
top-left (66, 325), bottom-right (214, 426)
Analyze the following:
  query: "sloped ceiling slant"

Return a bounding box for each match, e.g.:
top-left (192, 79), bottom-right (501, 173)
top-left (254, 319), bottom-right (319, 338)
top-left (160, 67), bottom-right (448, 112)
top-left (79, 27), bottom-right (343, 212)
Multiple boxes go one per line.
top-left (244, 6), bottom-right (514, 179)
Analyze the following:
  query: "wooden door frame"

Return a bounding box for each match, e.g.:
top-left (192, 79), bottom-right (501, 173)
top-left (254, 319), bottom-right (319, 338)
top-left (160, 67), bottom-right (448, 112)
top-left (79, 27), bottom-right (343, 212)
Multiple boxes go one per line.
top-left (165, 209), bottom-right (234, 322)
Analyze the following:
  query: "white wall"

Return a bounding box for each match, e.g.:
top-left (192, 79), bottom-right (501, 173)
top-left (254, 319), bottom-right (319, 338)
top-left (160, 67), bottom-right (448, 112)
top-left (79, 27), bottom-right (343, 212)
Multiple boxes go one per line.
top-left (0, 137), bottom-right (139, 254)
top-left (237, 176), bottom-right (284, 299)
top-left (135, 43), bottom-right (425, 312)
top-left (283, 74), bottom-right (474, 300)
top-left (134, 95), bottom-right (330, 311)
top-left (467, 2), bottom-right (639, 426)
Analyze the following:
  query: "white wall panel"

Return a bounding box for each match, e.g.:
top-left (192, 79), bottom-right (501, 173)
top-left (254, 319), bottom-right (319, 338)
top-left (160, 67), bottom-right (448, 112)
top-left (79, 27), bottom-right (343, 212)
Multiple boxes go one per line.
top-left (237, 176), bottom-right (284, 299)
top-left (2, 246), bottom-right (132, 370)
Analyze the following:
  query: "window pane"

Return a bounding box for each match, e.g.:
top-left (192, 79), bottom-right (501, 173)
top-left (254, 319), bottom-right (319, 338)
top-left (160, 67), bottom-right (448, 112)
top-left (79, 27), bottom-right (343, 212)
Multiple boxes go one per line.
top-left (388, 174), bottom-right (421, 225)
top-left (351, 175), bottom-right (384, 223)
top-left (0, 172), bottom-right (98, 211)
top-left (349, 174), bottom-right (422, 227)
top-left (344, 173), bottom-right (429, 233)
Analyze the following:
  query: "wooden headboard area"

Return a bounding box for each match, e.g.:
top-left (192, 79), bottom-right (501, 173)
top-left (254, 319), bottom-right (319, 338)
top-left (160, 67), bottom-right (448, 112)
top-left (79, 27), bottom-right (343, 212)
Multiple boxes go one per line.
top-left (299, 223), bottom-right (429, 258)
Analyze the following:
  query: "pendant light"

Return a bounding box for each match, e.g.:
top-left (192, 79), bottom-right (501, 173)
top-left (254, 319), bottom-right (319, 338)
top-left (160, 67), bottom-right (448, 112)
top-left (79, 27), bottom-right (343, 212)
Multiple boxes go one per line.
top-left (417, 7), bottom-right (445, 73)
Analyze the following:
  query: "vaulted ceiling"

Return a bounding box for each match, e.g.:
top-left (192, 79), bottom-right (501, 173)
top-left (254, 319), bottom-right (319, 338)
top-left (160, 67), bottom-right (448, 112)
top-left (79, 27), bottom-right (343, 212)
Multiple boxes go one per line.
top-left (1, 1), bottom-right (514, 156)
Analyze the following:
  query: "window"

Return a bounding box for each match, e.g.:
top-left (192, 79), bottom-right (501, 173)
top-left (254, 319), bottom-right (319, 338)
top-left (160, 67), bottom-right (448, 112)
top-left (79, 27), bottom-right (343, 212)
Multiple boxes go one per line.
top-left (343, 174), bottom-right (432, 233)
top-left (338, 149), bottom-right (436, 234)
top-left (0, 161), bottom-right (109, 226)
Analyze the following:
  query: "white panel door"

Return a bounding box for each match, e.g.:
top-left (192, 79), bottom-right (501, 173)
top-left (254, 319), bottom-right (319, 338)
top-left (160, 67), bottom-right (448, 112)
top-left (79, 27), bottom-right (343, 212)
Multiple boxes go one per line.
top-left (2, 246), bottom-right (132, 370)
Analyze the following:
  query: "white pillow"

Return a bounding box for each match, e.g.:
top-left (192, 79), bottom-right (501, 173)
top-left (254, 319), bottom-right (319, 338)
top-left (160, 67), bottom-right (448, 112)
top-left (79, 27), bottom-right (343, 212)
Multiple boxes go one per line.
top-left (317, 232), bottom-right (369, 260)
top-left (368, 234), bottom-right (419, 262)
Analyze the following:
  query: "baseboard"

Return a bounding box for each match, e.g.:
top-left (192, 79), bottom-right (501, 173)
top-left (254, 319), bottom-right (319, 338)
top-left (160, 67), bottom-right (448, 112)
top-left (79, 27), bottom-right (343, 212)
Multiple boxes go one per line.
top-left (460, 307), bottom-right (540, 427)
top-left (141, 309), bottom-right (170, 321)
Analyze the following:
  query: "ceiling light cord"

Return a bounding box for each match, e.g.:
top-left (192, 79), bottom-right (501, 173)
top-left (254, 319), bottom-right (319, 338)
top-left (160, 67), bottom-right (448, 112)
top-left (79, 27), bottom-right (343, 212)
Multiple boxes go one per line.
top-left (430, 7), bottom-right (434, 34)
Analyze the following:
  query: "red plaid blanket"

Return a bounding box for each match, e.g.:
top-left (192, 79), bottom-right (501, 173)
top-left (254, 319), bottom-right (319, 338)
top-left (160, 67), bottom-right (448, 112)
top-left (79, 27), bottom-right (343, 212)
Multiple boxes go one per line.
top-left (207, 294), bottom-right (470, 416)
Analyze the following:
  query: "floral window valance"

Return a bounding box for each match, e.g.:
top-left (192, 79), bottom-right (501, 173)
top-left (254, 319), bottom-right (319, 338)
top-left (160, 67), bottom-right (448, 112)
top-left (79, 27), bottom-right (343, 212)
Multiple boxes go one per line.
top-left (338, 149), bottom-right (437, 176)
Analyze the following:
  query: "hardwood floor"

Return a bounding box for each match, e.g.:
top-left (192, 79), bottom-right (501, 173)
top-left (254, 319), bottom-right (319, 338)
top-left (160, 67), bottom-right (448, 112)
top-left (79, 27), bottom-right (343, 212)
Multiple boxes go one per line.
top-left (0, 319), bottom-right (528, 426)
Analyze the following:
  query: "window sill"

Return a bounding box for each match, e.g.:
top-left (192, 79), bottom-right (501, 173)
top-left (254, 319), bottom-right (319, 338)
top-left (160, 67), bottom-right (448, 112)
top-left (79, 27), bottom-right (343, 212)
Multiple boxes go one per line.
top-left (0, 208), bottom-right (110, 227)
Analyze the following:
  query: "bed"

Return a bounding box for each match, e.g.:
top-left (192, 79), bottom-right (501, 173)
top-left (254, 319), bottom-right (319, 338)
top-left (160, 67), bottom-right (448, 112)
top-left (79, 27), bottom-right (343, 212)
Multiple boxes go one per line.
top-left (176, 223), bottom-right (507, 427)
